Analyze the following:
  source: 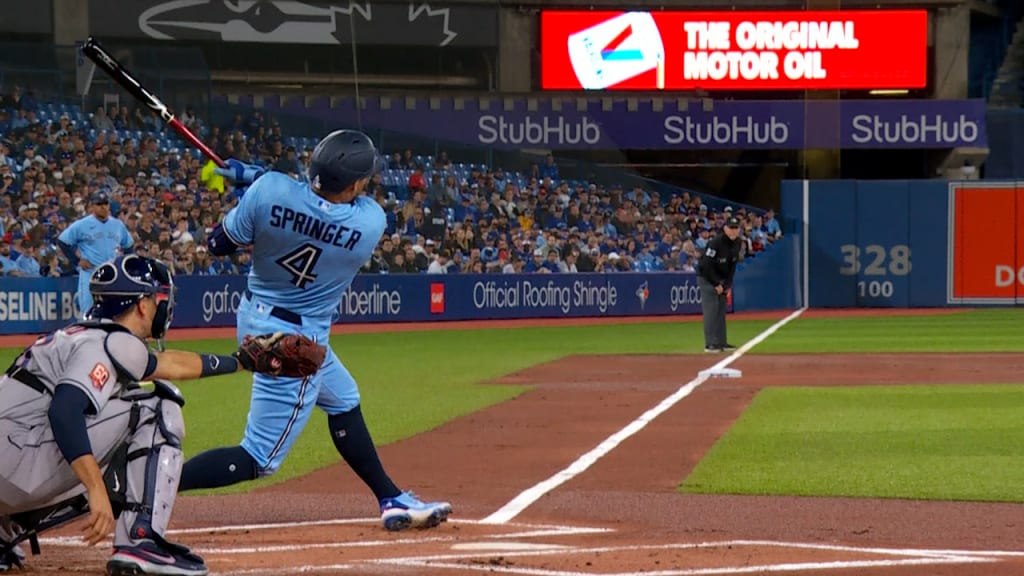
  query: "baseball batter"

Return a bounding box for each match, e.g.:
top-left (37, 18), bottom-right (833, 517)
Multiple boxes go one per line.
top-left (57, 191), bottom-right (133, 319)
top-left (0, 255), bottom-right (255, 576)
top-left (179, 129), bottom-right (453, 531)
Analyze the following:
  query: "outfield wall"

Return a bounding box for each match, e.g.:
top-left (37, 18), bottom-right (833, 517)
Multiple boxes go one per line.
top-left (0, 271), bottom-right (769, 335)
top-left (782, 179), bottom-right (1024, 307)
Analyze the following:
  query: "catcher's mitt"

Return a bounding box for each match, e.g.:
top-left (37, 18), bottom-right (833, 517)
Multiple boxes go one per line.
top-left (233, 332), bottom-right (327, 378)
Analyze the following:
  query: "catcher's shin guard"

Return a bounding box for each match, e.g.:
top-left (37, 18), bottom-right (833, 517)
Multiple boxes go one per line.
top-left (115, 396), bottom-right (186, 549)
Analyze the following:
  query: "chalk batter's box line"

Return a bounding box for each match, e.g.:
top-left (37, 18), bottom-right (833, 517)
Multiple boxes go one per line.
top-left (167, 517), bottom-right (614, 536)
top-left (37, 518), bottom-right (613, 550)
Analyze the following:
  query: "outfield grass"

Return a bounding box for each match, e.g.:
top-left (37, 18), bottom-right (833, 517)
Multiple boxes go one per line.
top-left (0, 319), bottom-right (773, 493)
top-left (680, 385), bottom-right (1024, 502)
top-left (752, 309), bottom-right (1024, 354)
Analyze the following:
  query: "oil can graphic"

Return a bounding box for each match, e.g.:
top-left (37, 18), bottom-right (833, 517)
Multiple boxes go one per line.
top-left (567, 12), bottom-right (665, 90)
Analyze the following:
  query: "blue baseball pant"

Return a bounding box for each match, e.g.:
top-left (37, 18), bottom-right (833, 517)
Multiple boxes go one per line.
top-left (236, 293), bottom-right (360, 476)
top-left (76, 269), bottom-right (93, 319)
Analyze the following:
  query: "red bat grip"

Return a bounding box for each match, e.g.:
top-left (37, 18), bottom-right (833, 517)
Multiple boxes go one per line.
top-left (168, 118), bottom-right (227, 168)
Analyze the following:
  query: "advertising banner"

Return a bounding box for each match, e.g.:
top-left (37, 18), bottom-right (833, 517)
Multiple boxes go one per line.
top-left (0, 273), bottom-right (716, 335)
top-left (540, 10), bottom-right (927, 91)
top-left (309, 97), bottom-right (986, 150)
top-left (947, 183), bottom-right (1024, 304)
top-left (0, 277), bottom-right (81, 336)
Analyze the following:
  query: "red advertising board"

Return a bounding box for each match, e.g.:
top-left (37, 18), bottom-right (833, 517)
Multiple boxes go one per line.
top-left (540, 10), bottom-right (927, 91)
top-left (948, 184), bottom-right (1024, 303)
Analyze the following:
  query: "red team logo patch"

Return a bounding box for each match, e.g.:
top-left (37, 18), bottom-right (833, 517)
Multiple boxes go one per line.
top-left (430, 283), bottom-right (445, 314)
top-left (90, 363), bottom-right (110, 390)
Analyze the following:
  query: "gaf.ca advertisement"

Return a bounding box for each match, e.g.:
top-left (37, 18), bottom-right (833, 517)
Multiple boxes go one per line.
top-left (540, 10), bottom-right (927, 91)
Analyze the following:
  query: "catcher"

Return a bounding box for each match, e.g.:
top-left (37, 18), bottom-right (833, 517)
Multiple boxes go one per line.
top-left (0, 255), bottom-right (324, 576)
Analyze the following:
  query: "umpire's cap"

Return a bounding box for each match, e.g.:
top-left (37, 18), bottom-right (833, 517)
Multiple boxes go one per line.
top-left (308, 129), bottom-right (383, 195)
top-left (87, 255), bottom-right (175, 339)
top-left (724, 216), bottom-right (741, 228)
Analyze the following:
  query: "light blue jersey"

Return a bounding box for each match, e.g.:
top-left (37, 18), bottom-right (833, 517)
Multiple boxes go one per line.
top-left (221, 172), bottom-right (385, 475)
top-left (57, 215), bottom-right (133, 269)
top-left (223, 172), bottom-right (384, 320)
top-left (58, 214), bottom-right (133, 316)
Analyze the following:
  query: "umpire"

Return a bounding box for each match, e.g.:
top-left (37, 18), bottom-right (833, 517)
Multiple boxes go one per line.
top-left (696, 215), bottom-right (742, 352)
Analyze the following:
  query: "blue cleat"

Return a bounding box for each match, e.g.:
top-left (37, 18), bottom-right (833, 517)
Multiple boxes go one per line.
top-left (380, 491), bottom-right (453, 531)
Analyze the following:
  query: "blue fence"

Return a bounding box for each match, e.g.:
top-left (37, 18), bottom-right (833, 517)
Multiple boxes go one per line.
top-left (782, 178), bottom-right (1024, 307)
top-left (0, 272), bottom-right (744, 335)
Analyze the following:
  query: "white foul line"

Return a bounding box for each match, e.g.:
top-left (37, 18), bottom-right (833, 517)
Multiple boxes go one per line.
top-left (479, 307), bottom-right (807, 524)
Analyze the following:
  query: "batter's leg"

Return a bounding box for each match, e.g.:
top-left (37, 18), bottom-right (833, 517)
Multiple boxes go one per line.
top-left (180, 299), bottom-right (320, 490)
top-left (315, 349), bottom-right (398, 500)
top-left (317, 348), bottom-right (452, 531)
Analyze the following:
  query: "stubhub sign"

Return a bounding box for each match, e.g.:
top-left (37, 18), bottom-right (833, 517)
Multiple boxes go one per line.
top-left (308, 96), bottom-right (988, 150)
top-left (0, 273), bottom-right (716, 334)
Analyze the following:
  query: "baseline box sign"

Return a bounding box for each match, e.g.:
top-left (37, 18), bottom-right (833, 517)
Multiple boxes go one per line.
top-left (947, 183), bottom-right (1024, 304)
top-left (540, 10), bottom-right (927, 91)
top-left (312, 97), bottom-right (986, 150)
top-left (0, 273), bottom-right (717, 334)
top-left (0, 277), bottom-right (81, 335)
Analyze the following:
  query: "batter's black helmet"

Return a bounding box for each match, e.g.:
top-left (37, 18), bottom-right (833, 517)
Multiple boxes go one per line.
top-left (308, 129), bottom-right (382, 194)
top-left (86, 255), bottom-right (175, 339)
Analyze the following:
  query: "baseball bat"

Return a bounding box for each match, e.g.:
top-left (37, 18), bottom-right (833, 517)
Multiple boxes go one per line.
top-left (80, 36), bottom-right (227, 169)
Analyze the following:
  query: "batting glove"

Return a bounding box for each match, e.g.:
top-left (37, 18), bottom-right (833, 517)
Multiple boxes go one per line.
top-left (214, 159), bottom-right (266, 185)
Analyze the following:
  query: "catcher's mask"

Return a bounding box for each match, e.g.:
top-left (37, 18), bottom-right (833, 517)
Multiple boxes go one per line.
top-left (86, 255), bottom-right (175, 339)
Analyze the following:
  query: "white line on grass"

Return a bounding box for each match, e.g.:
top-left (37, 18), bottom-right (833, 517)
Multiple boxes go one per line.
top-left (479, 307), bottom-right (807, 524)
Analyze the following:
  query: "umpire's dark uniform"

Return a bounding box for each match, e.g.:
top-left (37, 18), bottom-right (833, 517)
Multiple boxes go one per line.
top-left (696, 216), bottom-right (742, 352)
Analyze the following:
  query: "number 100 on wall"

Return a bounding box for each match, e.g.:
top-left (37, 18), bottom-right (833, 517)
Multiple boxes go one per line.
top-left (838, 244), bottom-right (911, 302)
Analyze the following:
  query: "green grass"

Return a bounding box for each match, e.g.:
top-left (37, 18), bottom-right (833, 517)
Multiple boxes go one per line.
top-left (680, 385), bottom-right (1024, 502)
top-left (0, 319), bottom-right (773, 494)
top-left (754, 309), bottom-right (1024, 353)
top-left (7, 308), bottom-right (1019, 497)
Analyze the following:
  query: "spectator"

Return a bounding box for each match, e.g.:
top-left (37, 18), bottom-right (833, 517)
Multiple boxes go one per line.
top-left (0, 235), bottom-right (18, 276)
top-left (1, 88), bottom-right (778, 287)
top-left (14, 242), bottom-right (41, 277)
top-left (92, 105), bottom-right (115, 131)
top-left (427, 248), bottom-right (452, 274)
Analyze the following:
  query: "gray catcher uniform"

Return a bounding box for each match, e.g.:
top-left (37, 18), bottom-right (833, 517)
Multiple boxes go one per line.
top-left (0, 322), bottom-right (185, 564)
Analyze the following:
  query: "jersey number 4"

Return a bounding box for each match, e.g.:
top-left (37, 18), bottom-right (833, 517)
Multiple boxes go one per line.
top-left (276, 243), bottom-right (324, 288)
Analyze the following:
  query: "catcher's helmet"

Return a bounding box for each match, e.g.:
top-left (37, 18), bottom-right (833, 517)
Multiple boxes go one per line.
top-left (308, 129), bottom-right (382, 194)
top-left (86, 255), bottom-right (175, 339)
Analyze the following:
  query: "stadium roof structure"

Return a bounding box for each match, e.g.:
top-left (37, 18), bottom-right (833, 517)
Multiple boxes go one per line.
top-left (446, 0), bottom-right (999, 14)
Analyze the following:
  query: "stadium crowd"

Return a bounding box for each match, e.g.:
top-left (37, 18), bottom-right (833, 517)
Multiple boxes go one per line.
top-left (0, 86), bottom-right (783, 278)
